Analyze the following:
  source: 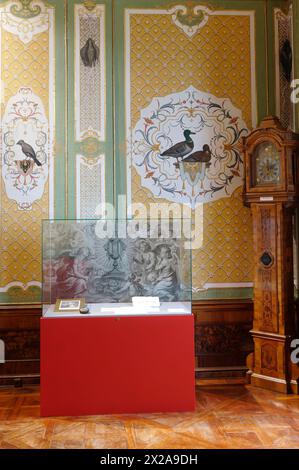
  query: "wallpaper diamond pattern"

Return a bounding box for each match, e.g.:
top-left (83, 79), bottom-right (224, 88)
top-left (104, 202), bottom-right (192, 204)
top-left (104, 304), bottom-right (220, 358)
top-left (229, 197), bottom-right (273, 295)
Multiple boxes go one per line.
top-left (128, 11), bottom-right (254, 295)
top-left (0, 30), bottom-right (50, 300)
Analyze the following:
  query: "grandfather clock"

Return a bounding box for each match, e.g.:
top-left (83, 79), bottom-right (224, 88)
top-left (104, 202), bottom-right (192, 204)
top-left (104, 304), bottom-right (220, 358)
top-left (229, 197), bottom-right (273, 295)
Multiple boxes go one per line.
top-left (243, 116), bottom-right (299, 393)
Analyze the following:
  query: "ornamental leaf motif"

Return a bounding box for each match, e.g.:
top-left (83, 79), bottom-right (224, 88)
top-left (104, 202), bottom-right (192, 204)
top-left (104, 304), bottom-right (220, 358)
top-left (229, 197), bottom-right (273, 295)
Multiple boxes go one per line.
top-left (10, 0), bottom-right (41, 19)
top-left (131, 86), bottom-right (249, 208)
top-left (169, 5), bottom-right (212, 37)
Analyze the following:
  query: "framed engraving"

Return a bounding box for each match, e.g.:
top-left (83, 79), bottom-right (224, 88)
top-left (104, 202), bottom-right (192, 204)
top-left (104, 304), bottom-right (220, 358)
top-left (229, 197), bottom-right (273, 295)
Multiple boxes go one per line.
top-left (54, 298), bottom-right (85, 313)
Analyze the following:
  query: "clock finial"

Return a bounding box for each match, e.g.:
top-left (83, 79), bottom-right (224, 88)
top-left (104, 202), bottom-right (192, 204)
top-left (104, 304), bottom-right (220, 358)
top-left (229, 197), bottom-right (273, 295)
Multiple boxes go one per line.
top-left (259, 116), bottom-right (284, 130)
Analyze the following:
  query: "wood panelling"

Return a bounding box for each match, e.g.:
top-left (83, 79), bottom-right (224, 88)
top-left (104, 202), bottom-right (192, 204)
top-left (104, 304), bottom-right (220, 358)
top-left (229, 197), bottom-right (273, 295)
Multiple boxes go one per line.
top-left (0, 306), bottom-right (40, 386)
top-left (193, 300), bottom-right (254, 377)
top-left (0, 300), bottom-right (253, 385)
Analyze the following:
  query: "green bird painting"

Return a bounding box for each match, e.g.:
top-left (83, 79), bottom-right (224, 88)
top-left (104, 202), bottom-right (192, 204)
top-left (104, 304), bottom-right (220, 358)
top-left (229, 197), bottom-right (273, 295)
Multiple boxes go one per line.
top-left (160, 130), bottom-right (196, 161)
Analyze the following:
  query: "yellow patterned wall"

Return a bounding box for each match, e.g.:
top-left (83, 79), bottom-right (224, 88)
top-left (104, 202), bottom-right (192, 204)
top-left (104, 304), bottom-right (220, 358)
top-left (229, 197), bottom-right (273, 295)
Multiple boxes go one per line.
top-left (0, 1), bottom-right (258, 303)
top-left (192, 187), bottom-right (253, 289)
top-left (0, 29), bottom-right (50, 302)
top-left (128, 11), bottom-right (254, 295)
top-left (130, 14), bottom-right (252, 127)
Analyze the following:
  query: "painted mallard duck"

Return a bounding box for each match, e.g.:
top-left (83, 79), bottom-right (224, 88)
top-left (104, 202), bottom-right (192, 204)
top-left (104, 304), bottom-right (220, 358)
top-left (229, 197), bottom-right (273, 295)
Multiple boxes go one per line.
top-left (177, 144), bottom-right (212, 188)
top-left (182, 144), bottom-right (211, 164)
top-left (160, 130), bottom-right (195, 161)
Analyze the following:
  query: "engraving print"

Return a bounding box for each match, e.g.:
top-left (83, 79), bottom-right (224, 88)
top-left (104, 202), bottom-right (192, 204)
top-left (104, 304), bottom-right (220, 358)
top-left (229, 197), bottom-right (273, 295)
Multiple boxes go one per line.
top-left (43, 221), bottom-right (189, 304)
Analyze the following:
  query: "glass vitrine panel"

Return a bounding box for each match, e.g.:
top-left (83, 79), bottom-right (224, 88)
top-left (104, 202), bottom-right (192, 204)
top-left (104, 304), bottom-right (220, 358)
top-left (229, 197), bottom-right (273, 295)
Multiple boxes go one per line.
top-left (42, 219), bottom-right (192, 317)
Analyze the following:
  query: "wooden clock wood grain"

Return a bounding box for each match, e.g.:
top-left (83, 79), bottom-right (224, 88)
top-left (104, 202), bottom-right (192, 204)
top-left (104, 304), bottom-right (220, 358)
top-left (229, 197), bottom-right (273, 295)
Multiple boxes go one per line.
top-left (243, 116), bottom-right (299, 393)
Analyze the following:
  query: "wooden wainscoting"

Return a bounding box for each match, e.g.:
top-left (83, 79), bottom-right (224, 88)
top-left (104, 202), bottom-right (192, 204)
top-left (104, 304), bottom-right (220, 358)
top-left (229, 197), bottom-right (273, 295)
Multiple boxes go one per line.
top-left (0, 300), bottom-right (254, 386)
top-left (193, 299), bottom-right (254, 378)
top-left (0, 306), bottom-right (40, 386)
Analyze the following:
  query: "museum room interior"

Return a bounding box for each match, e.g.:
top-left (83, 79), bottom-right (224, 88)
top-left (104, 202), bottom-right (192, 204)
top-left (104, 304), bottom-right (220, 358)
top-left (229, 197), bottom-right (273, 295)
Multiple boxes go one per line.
top-left (1, 0), bottom-right (299, 451)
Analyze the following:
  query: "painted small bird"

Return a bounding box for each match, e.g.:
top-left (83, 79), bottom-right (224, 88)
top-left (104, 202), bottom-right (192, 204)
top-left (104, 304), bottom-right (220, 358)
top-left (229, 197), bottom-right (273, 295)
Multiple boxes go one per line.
top-left (160, 130), bottom-right (196, 161)
top-left (182, 144), bottom-right (212, 164)
top-left (17, 140), bottom-right (42, 167)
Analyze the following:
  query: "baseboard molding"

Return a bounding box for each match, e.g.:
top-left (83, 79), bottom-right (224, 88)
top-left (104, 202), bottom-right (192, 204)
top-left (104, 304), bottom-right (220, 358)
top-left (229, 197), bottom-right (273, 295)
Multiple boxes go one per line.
top-left (196, 366), bottom-right (248, 379)
top-left (0, 374), bottom-right (40, 387)
top-left (251, 372), bottom-right (290, 393)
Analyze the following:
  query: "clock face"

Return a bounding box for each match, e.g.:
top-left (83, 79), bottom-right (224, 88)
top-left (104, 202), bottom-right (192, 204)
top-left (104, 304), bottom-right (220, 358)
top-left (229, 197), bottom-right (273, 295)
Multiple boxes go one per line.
top-left (252, 142), bottom-right (281, 186)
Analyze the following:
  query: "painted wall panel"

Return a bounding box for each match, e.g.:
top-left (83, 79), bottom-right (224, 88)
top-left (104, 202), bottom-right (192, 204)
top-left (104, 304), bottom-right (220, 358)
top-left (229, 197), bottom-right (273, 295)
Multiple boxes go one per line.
top-left (115, 0), bottom-right (266, 298)
top-left (0, 0), bottom-right (288, 305)
top-left (67, 0), bottom-right (113, 220)
top-left (75, 3), bottom-right (105, 141)
top-left (0, 0), bottom-right (65, 304)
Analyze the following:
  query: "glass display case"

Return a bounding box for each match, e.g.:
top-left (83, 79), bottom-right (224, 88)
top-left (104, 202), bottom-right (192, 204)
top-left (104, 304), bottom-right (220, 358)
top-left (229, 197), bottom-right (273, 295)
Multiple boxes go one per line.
top-left (42, 219), bottom-right (192, 317)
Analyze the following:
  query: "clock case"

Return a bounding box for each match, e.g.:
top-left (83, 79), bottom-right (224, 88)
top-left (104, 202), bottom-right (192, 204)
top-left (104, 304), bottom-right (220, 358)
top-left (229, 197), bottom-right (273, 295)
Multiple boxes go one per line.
top-left (243, 116), bottom-right (299, 393)
top-left (243, 116), bottom-right (299, 204)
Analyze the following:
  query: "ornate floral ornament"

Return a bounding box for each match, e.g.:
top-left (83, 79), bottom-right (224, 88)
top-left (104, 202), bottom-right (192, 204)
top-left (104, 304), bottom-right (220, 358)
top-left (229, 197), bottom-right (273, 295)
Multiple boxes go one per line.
top-left (84, 0), bottom-right (97, 11)
top-left (10, 0), bottom-right (41, 19)
top-left (168, 4), bottom-right (213, 38)
top-left (0, 1), bottom-right (50, 44)
top-left (131, 86), bottom-right (248, 208)
top-left (1, 87), bottom-right (49, 211)
top-left (79, 133), bottom-right (102, 158)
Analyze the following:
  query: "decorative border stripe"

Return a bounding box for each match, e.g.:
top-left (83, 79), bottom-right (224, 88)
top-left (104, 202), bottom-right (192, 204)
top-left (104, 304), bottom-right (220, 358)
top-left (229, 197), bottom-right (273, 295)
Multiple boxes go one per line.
top-left (75, 154), bottom-right (105, 218)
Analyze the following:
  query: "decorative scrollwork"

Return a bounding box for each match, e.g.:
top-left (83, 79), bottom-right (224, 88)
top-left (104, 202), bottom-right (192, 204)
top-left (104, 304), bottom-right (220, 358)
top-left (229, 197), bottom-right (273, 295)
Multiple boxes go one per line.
top-left (176, 6), bottom-right (205, 27)
top-left (10, 0), bottom-right (41, 19)
top-left (84, 0), bottom-right (97, 11)
top-left (132, 86), bottom-right (248, 207)
top-left (169, 4), bottom-right (213, 37)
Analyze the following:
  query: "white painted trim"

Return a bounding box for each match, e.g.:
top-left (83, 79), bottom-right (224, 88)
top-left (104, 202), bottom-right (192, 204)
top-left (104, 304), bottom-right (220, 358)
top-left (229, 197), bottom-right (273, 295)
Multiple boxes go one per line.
top-left (274, 8), bottom-right (281, 119)
top-left (76, 154), bottom-right (81, 218)
top-left (75, 5), bottom-right (81, 141)
top-left (125, 9), bottom-right (132, 217)
top-left (0, 281), bottom-right (41, 293)
top-left (249, 11), bottom-right (257, 128)
top-left (202, 282), bottom-right (253, 289)
top-left (48, 6), bottom-right (55, 219)
top-left (252, 373), bottom-right (287, 385)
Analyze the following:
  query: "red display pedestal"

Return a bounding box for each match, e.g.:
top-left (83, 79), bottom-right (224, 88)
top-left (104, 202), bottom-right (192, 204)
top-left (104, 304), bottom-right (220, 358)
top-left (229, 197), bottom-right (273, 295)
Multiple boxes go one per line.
top-left (40, 314), bottom-right (195, 417)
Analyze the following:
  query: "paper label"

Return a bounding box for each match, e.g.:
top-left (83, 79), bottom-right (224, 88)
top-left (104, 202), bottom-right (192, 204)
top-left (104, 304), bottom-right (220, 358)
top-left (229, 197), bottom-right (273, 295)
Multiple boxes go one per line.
top-left (132, 296), bottom-right (160, 307)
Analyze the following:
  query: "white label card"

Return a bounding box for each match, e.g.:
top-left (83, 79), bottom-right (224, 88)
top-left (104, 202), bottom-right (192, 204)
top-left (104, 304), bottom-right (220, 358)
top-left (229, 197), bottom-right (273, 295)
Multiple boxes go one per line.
top-left (132, 296), bottom-right (160, 308)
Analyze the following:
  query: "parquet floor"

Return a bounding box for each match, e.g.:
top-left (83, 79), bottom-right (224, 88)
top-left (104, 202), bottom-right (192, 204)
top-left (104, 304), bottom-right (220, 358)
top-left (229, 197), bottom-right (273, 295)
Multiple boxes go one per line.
top-left (0, 380), bottom-right (299, 449)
